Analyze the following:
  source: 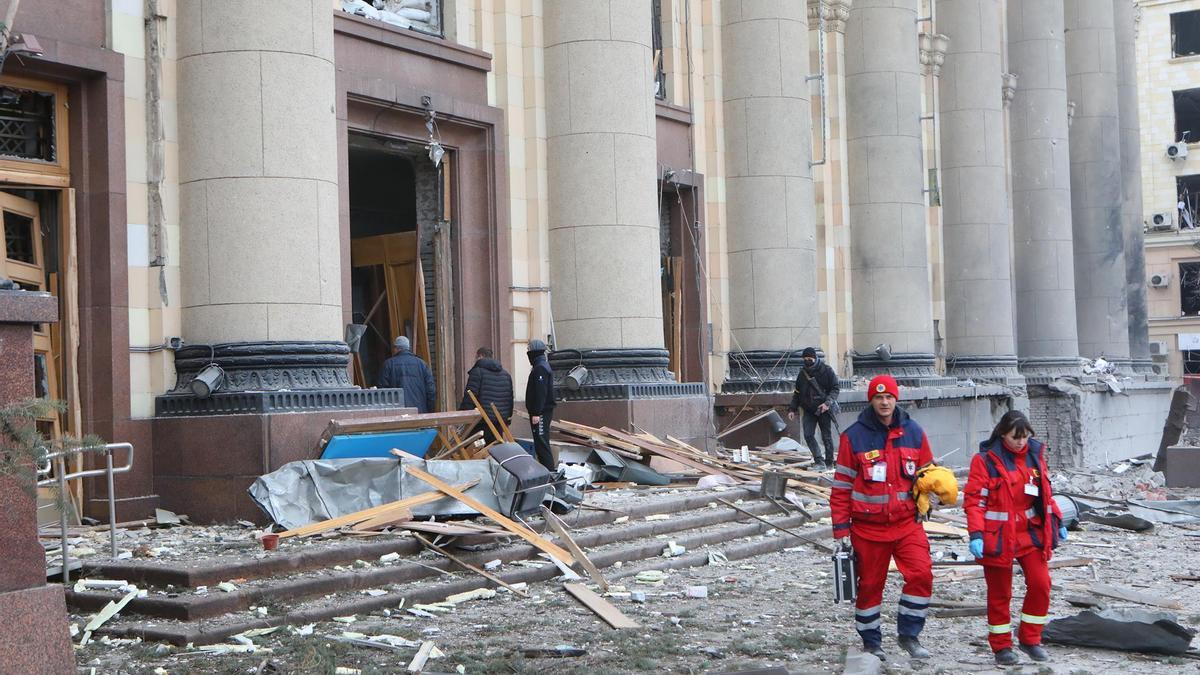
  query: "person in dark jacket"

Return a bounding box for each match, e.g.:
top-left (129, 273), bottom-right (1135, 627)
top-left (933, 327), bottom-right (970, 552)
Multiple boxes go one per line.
top-left (787, 347), bottom-right (841, 470)
top-left (525, 339), bottom-right (556, 470)
top-left (459, 347), bottom-right (514, 443)
top-left (377, 336), bottom-right (436, 413)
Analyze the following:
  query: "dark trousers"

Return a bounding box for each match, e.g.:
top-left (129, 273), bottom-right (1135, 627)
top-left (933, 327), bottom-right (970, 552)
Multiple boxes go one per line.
top-left (531, 409), bottom-right (555, 471)
top-left (803, 410), bottom-right (835, 464)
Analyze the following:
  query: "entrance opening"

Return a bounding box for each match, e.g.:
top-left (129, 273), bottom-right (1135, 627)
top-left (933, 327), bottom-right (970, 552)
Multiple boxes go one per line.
top-left (659, 181), bottom-right (705, 384)
top-left (348, 133), bottom-right (453, 406)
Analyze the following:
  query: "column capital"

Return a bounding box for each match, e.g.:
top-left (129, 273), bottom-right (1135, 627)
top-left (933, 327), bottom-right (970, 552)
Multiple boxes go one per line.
top-left (1002, 72), bottom-right (1018, 108)
top-left (808, 0), bottom-right (852, 33)
top-left (920, 32), bottom-right (950, 77)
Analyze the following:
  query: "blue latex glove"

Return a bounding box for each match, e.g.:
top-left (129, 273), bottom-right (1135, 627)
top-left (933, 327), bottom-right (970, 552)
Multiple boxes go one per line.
top-left (1059, 526), bottom-right (1068, 542)
top-left (969, 538), bottom-right (984, 559)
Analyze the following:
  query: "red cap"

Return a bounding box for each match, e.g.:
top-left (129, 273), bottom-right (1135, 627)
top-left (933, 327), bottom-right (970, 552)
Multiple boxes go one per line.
top-left (868, 374), bottom-right (899, 400)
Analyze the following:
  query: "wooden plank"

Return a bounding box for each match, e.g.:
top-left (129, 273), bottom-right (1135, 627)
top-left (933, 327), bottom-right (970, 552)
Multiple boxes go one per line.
top-left (326, 410), bottom-right (483, 436)
top-left (277, 480), bottom-right (479, 539)
top-left (407, 640), bottom-right (436, 673)
top-left (542, 507), bottom-right (608, 591)
top-left (923, 521), bottom-right (969, 537)
top-left (491, 403), bottom-right (516, 443)
top-left (414, 533), bottom-right (530, 598)
top-left (716, 410), bottom-right (776, 439)
top-left (400, 520), bottom-right (508, 536)
top-left (466, 390), bottom-right (503, 443)
top-left (349, 507), bottom-right (414, 532)
top-left (1085, 583), bottom-right (1183, 610)
top-left (563, 582), bottom-right (639, 629)
top-left (405, 467), bottom-right (576, 566)
top-left (602, 428), bottom-right (732, 478)
top-left (938, 557), bottom-right (1093, 582)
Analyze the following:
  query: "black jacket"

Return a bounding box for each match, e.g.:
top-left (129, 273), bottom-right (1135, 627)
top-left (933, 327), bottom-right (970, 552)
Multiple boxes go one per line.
top-left (525, 354), bottom-right (556, 416)
top-left (459, 358), bottom-right (514, 421)
top-left (378, 350), bottom-right (436, 413)
top-left (788, 361), bottom-right (840, 414)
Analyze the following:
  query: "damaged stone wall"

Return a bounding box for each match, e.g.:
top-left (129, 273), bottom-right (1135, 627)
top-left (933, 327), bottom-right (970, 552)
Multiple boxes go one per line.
top-left (1031, 382), bottom-right (1176, 469)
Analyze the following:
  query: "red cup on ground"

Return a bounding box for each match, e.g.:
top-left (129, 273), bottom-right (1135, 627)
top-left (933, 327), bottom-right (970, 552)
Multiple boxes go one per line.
top-left (261, 533), bottom-right (279, 551)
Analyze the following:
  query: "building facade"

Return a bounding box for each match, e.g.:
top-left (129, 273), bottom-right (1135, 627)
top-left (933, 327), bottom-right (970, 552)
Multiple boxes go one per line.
top-left (0, 0), bottom-right (1173, 522)
top-left (1138, 0), bottom-right (1200, 377)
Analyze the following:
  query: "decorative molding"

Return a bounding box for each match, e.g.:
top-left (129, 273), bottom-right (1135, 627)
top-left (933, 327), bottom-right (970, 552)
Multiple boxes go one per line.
top-left (168, 341), bottom-right (355, 394)
top-left (155, 389), bottom-right (406, 417)
top-left (946, 354), bottom-right (1023, 385)
top-left (722, 350), bottom-right (809, 394)
top-left (548, 348), bottom-right (704, 400)
top-left (807, 0), bottom-right (852, 33)
top-left (850, 351), bottom-right (950, 386)
top-left (1001, 72), bottom-right (1018, 108)
top-left (920, 32), bottom-right (950, 76)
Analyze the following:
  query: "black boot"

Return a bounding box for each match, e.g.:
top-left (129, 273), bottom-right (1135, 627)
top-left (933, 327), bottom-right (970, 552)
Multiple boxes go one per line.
top-left (811, 460), bottom-right (827, 472)
top-left (897, 635), bottom-right (930, 659)
top-left (863, 643), bottom-right (886, 661)
top-left (994, 648), bottom-right (1019, 665)
top-left (1019, 643), bottom-right (1049, 662)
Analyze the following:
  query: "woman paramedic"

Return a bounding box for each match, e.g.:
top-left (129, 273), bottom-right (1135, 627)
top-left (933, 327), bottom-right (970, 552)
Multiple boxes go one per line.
top-left (963, 410), bottom-right (1068, 666)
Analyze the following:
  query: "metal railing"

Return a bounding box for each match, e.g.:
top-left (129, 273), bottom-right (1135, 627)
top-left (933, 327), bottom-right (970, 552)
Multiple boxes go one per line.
top-left (36, 442), bottom-right (135, 583)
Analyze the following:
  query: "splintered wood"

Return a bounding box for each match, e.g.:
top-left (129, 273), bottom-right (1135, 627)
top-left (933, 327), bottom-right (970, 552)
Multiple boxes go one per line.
top-left (277, 479), bottom-right (480, 539)
top-left (514, 412), bottom-right (831, 499)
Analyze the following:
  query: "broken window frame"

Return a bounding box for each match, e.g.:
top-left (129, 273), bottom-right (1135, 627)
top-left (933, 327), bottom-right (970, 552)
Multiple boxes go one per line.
top-left (1173, 10), bottom-right (1200, 58)
top-left (0, 75), bottom-right (70, 185)
top-left (1179, 261), bottom-right (1200, 316)
top-left (652, 0), bottom-right (667, 101)
top-left (1178, 175), bottom-right (1200, 230)
top-left (1174, 88), bottom-right (1200, 144)
top-left (1185, 349), bottom-right (1200, 375)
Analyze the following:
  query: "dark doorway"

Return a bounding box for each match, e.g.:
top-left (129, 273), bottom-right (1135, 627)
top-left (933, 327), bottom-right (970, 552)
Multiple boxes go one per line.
top-left (659, 179), bottom-right (706, 384)
top-left (348, 133), bottom-right (447, 396)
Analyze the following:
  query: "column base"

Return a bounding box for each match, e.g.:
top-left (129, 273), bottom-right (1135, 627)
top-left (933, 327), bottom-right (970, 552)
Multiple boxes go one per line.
top-left (1018, 356), bottom-right (1087, 384)
top-left (548, 348), bottom-right (705, 401)
top-left (1130, 358), bottom-right (1160, 375)
top-left (946, 354), bottom-right (1024, 385)
top-left (0, 584), bottom-right (74, 673)
top-left (851, 351), bottom-right (954, 386)
top-left (721, 350), bottom-right (806, 394)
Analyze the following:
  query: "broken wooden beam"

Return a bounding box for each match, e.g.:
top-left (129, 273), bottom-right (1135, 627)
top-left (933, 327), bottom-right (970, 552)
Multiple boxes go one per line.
top-left (277, 479), bottom-right (480, 539)
top-left (542, 506), bottom-right (608, 591)
top-left (405, 467), bottom-right (576, 566)
top-left (563, 582), bottom-right (639, 629)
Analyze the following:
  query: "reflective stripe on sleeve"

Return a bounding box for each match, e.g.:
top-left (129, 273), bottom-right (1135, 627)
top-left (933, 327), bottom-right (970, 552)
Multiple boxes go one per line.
top-left (984, 511), bottom-right (1009, 521)
top-left (1020, 613), bottom-right (1049, 625)
top-left (831, 480), bottom-right (853, 490)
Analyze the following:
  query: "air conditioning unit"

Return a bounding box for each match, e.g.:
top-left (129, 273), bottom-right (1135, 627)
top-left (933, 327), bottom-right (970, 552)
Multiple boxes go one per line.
top-left (1148, 212), bottom-right (1176, 232)
top-left (1150, 341), bottom-right (1169, 356)
top-left (1168, 142), bottom-right (1189, 160)
top-left (1150, 273), bottom-right (1171, 287)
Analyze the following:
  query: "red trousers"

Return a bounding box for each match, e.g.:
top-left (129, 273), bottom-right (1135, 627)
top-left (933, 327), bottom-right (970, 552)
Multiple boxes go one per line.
top-left (851, 526), bottom-right (933, 645)
top-left (982, 551), bottom-right (1051, 651)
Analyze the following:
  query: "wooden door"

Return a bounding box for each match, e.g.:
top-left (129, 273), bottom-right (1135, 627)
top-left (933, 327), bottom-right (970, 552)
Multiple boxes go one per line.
top-left (351, 232), bottom-right (431, 365)
top-left (0, 191), bottom-right (60, 437)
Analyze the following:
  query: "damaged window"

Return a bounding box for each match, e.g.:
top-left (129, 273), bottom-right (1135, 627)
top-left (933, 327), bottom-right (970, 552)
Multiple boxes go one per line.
top-left (1174, 88), bottom-right (1200, 143)
top-left (0, 85), bottom-right (56, 163)
top-left (1174, 10), bottom-right (1200, 57)
top-left (340, 0), bottom-right (442, 37)
top-left (652, 0), bottom-right (666, 100)
top-left (1180, 262), bottom-right (1200, 315)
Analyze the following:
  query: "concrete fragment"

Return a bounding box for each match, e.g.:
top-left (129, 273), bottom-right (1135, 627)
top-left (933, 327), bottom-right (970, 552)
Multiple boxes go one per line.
top-left (843, 646), bottom-right (882, 675)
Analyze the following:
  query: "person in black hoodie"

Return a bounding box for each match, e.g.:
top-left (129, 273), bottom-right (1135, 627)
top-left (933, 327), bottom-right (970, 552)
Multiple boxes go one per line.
top-left (787, 346), bottom-right (841, 470)
top-left (459, 347), bottom-right (514, 443)
top-left (524, 339), bottom-right (556, 470)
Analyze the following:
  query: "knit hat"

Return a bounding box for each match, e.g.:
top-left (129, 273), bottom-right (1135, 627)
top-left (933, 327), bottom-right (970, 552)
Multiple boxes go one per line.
top-left (867, 374), bottom-right (899, 400)
top-left (801, 347), bottom-right (817, 359)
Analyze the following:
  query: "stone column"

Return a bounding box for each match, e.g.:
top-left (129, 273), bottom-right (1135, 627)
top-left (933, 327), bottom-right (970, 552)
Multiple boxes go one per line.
top-left (722, 1), bottom-right (818, 391)
top-left (845, 0), bottom-right (937, 379)
top-left (1115, 0), bottom-right (1152, 371)
top-left (1008, 0), bottom-right (1084, 375)
top-left (937, 0), bottom-right (1019, 380)
top-left (174, 1), bottom-right (356, 403)
top-left (544, 0), bottom-right (674, 389)
top-left (1065, 0), bottom-right (1131, 364)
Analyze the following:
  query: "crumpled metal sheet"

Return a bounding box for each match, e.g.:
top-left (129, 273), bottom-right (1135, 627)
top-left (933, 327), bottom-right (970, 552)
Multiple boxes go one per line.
top-left (248, 457), bottom-right (501, 530)
top-left (1043, 608), bottom-right (1197, 655)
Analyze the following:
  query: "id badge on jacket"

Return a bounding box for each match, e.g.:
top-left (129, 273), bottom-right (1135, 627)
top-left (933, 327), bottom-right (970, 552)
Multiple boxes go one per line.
top-left (870, 462), bottom-right (887, 482)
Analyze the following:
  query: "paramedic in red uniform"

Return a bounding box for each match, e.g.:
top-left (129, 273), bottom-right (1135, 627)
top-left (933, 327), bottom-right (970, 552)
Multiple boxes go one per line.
top-left (963, 410), bottom-right (1067, 666)
top-left (830, 374), bottom-right (934, 660)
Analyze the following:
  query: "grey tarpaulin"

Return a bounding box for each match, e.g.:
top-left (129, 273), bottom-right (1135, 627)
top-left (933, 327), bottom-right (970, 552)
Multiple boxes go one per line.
top-left (248, 457), bottom-right (502, 530)
top-left (1043, 608), bottom-right (1197, 655)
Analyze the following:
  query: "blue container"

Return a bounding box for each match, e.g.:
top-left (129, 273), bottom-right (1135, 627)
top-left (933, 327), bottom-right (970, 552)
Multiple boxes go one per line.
top-left (320, 429), bottom-right (439, 460)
